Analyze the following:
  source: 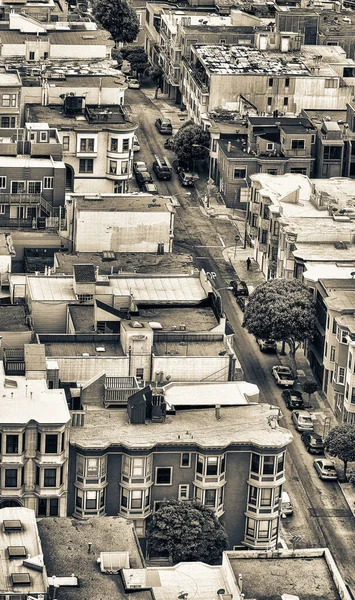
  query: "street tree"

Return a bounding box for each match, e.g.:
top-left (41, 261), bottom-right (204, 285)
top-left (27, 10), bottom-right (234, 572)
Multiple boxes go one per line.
top-left (126, 48), bottom-right (149, 78)
top-left (111, 48), bottom-right (123, 68)
top-left (93, 0), bottom-right (139, 44)
top-left (302, 380), bottom-right (318, 403)
top-left (324, 424), bottom-right (355, 480)
top-left (146, 499), bottom-right (229, 564)
top-left (173, 123), bottom-right (210, 170)
top-left (147, 64), bottom-right (163, 98)
top-left (243, 278), bottom-right (316, 372)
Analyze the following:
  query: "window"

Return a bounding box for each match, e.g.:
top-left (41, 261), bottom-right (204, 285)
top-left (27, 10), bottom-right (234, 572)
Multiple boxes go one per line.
top-left (277, 453), bottom-right (284, 473)
top-left (156, 467), bottom-right (172, 485)
top-left (79, 159), bottom-right (94, 173)
top-left (178, 484), bottom-right (189, 500)
top-left (0, 176), bottom-right (6, 189)
top-left (2, 94), bottom-right (16, 107)
top-left (196, 455), bottom-right (203, 474)
top-left (268, 78), bottom-right (273, 87)
top-left (131, 490), bottom-right (142, 509)
top-left (246, 518), bottom-right (255, 536)
top-left (62, 136), bottom-right (70, 151)
top-left (285, 77), bottom-right (290, 87)
top-left (263, 456), bottom-right (275, 475)
top-left (122, 138), bottom-right (129, 152)
top-left (248, 486), bottom-right (257, 505)
top-left (330, 346), bottom-right (335, 362)
top-left (11, 181), bottom-right (26, 194)
top-left (311, 134), bottom-right (316, 144)
top-left (6, 435), bottom-right (18, 454)
top-left (261, 229), bottom-right (268, 244)
top-left (87, 458), bottom-right (99, 477)
top-left (86, 491), bottom-right (97, 510)
top-left (50, 498), bottom-right (59, 516)
top-left (251, 453), bottom-right (260, 474)
top-left (36, 466), bottom-right (40, 486)
top-left (267, 143), bottom-right (274, 151)
top-left (349, 354), bottom-right (352, 370)
top-left (132, 458), bottom-right (144, 477)
top-left (40, 131), bottom-right (48, 142)
top-left (110, 138), bottom-right (118, 152)
top-left (114, 181), bottom-right (124, 193)
top-left (323, 146), bottom-right (341, 160)
top-left (28, 181), bottom-right (42, 194)
top-left (267, 97), bottom-right (272, 106)
top-left (180, 453), bottom-right (191, 468)
top-left (29, 51), bottom-right (35, 61)
top-left (45, 434), bottom-right (58, 454)
top-left (5, 469), bottom-right (17, 488)
top-left (206, 457), bottom-right (218, 476)
top-left (260, 488), bottom-right (272, 506)
top-left (109, 160), bottom-right (117, 174)
top-left (77, 455), bottom-right (84, 477)
top-left (121, 161), bottom-right (128, 175)
top-left (291, 139), bottom-right (305, 149)
top-left (290, 168), bottom-right (307, 175)
top-left (80, 138), bottom-right (95, 152)
top-left (44, 468), bottom-right (57, 487)
top-left (233, 167), bottom-right (246, 179)
top-left (335, 392), bottom-right (344, 411)
top-left (1, 116), bottom-right (15, 127)
top-left (267, 169), bottom-right (278, 175)
top-left (76, 488), bottom-right (83, 508)
top-left (283, 97), bottom-right (289, 107)
top-left (43, 177), bottom-right (54, 189)
top-left (212, 139), bottom-right (217, 152)
top-left (204, 489), bottom-right (216, 506)
top-left (258, 520), bottom-right (270, 538)
top-left (325, 78), bottom-right (337, 88)
top-left (121, 487), bottom-right (128, 508)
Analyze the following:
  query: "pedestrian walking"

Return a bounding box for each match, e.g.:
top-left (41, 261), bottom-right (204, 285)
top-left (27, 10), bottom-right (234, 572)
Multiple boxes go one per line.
top-left (246, 257), bottom-right (251, 271)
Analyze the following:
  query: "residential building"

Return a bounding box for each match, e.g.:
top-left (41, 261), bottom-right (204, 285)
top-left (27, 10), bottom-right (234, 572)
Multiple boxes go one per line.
top-left (0, 122), bottom-right (65, 227)
top-left (28, 96), bottom-right (138, 194)
top-left (0, 232), bottom-right (15, 282)
top-left (0, 347), bottom-right (70, 516)
top-left (69, 394), bottom-right (292, 548)
top-left (0, 507), bottom-right (49, 598)
top-left (0, 68), bottom-right (22, 129)
top-left (215, 115), bottom-right (316, 207)
top-left (62, 193), bottom-right (176, 253)
top-left (181, 44), bottom-right (354, 125)
top-left (245, 174), bottom-right (355, 279)
top-left (0, 0), bottom-right (68, 22)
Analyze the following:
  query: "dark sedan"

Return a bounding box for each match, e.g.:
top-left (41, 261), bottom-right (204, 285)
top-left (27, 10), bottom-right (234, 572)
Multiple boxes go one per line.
top-left (281, 389), bottom-right (305, 410)
top-left (301, 431), bottom-right (324, 454)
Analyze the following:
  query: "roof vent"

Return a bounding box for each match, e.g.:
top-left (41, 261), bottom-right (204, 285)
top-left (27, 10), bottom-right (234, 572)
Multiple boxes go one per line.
top-left (132, 321), bottom-right (143, 328)
top-left (7, 546), bottom-right (26, 558)
top-left (334, 241), bottom-right (348, 250)
top-left (4, 520), bottom-right (22, 533)
top-left (11, 573), bottom-right (31, 586)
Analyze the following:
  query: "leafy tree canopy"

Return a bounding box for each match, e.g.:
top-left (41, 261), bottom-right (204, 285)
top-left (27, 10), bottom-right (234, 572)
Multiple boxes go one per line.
top-left (93, 0), bottom-right (139, 44)
top-left (147, 499), bottom-right (229, 564)
top-left (173, 124), bottom-right (210, 169)
top-left (126, 48), bottom-right (149, 75)
top-left (302, 380), bottom-right (317, 397)
top-left (111, 47), bottom-right (123, 67)
top-left (147, 64), bottom-right (163, 84)
top-left (324, 424), bottom-right (355, 479)
top-left (243, 278), bottom-right (315, 363)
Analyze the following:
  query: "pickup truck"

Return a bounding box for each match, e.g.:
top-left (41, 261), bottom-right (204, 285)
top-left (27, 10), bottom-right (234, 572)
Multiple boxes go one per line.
top-left (272, 365), bottom-right (295, 387)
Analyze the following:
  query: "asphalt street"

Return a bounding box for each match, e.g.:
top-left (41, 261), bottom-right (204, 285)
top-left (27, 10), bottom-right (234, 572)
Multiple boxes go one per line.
top-left (126, 87), bottom-right (355, 590)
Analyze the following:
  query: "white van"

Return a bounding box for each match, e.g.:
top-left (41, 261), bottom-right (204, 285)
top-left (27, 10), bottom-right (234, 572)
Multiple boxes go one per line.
top-left (281, 491), bottom-right (293, 516)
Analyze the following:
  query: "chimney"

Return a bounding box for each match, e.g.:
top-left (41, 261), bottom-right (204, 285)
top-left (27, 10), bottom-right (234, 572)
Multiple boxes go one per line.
top-left (227, 141), bottom-right (232, 152)
top-left (95, 266), bottom-right (99, 280)
top-left (215, 404), bottom-right (221, 420)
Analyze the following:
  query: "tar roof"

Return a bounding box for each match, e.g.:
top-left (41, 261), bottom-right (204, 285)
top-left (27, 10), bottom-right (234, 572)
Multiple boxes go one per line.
top-left (228, 552), bottom-right (342, 600)
top-left (0, 507), bottom-right (48, 595)
top-left (0, 364), bottom-right (70, 425)
top-left (68, 305), bottom-right (95, 333)
top-left (45, 341), bottom-right (124, 357)
top-left (294, 242), bottom-right (355, 261)
top-left (74, 194), bottom-right (173, 212)
top-left (37, 517), bottom-right (151, 600)
top-left (74, 263), bottom-right (96, 283)
top-left (153, 338), bottom-right (226, 357)
top-left (0, 305), bottom-right (28, 331)
top-left (138, 307), bottom-right (218, 331)
top-left (70, 404), bottom-right (292, 450)
top-left (28, 105), bottom-right (136, 131)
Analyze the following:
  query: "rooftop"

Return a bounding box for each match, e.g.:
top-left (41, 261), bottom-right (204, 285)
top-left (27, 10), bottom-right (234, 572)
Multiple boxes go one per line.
top-left (28, 104), bottom-right (136, 131)
top-left (37, 517), bottom-right (150, 600)
top-left (45, 341), bottom-right (125, 357)
top-left (312, 178), bottom-right (355, 207)
top-left (0, 29), bottom-right (112, 45)
top-left (0, 68), bottom-right (21, 86)
top-left (0, 363), bottom-right (70, 424)
top-left (72, 194), bottom-right (174, 213)
top-left (153, 338), bottom-right (226, 357)
top-left (69, 403), bottom-right (293, 450)
top-left (294, 241), bottom-right (355, 262)
top-left (162, 381), bottom-right (259, 407)
top-left (138, 307), bottom-right (218, 331)
top-left (0, 305), bottom-right (29, 331)
top-left (251, 173), bottom-right (318, 217)
top-left (0, 507), bottom-right (48, 595)
top-left (73, 263), bottom-right (96, 283)
top-left (303, 263), bottom-right (355, 284)
top-left (53, 251), bottom-right (195, 276)
top-left (228, 550), bottom-right (345, 600)
top-left (68, 305), bottom-right (95, 333)
top-left (323, 285), bottom-right (355, 311)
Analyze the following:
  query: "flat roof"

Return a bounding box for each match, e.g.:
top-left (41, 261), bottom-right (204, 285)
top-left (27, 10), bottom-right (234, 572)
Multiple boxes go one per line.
top-left (109, 275), bottom-right (208, 304)
top-left (251, 174), bottom-right (318, 217)
top-left (0, 364), bottom-right (70, 425)
top-left (0, 70), bottom-right (21, 86)
top-left (281, 217), bottom-right (355, 239)
top-left (68, 305), bottom-right (95, 333)
top-left (312, 178), bottom-right (355, 206)
top-left (73, 194), bottom-right (173, 213)
top-left (228, 552), bottom-right (343, 600)
top-left (0, 30), bottom-right (112, 45)
top-left (54, 251), bottom-right (196, 276)
top-left (27, 276), bottom-right (76, 301)
top-left (138, 307), bottom-right (218, 331)
top-left (70, 404), bottom-right (293, 450)
top-left (153, 339), bottom-right (226, 357)
top-left (162, 381), bottom-right (259, 407)
top-left (28, 105), bottom-right (136, 131)
top-left (303, 263), bottom-right (355, 284)
top-left (0, 305), bottom-right (29, 331)
top-left (45, 341), bottom-right (125, 357)
top-left (0, 507), bottom-right (48, 595)
top-left (0, 156), bottom-right (64, 168)
top-left (294, 242), bottom-right (355, 262)
top-left (37, 517), bottom-right (151, 600)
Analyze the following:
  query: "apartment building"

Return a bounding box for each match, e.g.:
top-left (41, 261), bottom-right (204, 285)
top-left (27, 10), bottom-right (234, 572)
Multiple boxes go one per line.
top-left (68, 391), bottom-right (292, 548)
top-left (246, 174), bottom-right (355, 279)
top-left (0, 122), bottom-right (65, 227)
top-left (63, 193), bottom-right (175, 253)
top-left (0, 346), bottom-right (70, 516)
top-left (0, 0), bottom-right (68, 22)
top-left (0, 68), bottom-right (21, 129)
top-left (215, 115), bottom-right (316, 207)
top-left (181, 44), bottom-right (354, 125)
top-left (28, 96), bottom-right (138, 194)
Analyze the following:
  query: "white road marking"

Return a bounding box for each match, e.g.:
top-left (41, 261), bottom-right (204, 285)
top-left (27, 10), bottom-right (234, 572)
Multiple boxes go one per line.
top-left (218, 234), bottom-right (225, 248)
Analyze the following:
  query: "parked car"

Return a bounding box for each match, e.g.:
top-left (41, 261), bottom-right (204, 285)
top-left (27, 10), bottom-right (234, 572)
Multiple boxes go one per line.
top-left (257, 339), bottom-right (277, 353)
top-left (272, 365), bottom-right (295, 387)
top-left (133, 135), bottom-right (140, 152)
top-left (155, 118), bottom-right (173, 134)
top-left (291, 409), bottom-right (314, 432)
top-left (301, 431), bottom-right (324, 454)
top-left (281, 389), bottom-right (304, 410)
top-left (153, 155), bottom-right (172, 180)
top-left (236, 296), bottom-right (249, 312)
top-left (313, 458), bottom-right (338, 480)
top-left (230, 280), bottom-right (249, 298)
top-left (281, 491), bottom-right (293, 516)
top-left (141, 181), bottom-right (159, 194)
top-left (128, 78), bottom-right (140, 89)
top-left (133, 161), bottom-right (147, 177)
top-left (172, 160), bottom-right (199, 187)
top-left (136, 170), bottom-right (153, 188)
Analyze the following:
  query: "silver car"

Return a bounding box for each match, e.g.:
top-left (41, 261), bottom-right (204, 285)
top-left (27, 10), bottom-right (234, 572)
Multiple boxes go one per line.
top-left (291, 410), bottom-right (314, 432)
top-left (313, 459), bottom-right (337, 480)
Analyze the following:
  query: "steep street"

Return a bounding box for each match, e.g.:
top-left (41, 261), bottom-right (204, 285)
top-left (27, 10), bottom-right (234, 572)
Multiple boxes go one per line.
top-left (126, 87), bottom-right (355, 591)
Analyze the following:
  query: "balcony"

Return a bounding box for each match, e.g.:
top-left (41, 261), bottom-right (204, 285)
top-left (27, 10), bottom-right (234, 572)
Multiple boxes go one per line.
top-left (269, 234), bottom-right (279, 246)
top-left (104, 376), bottom-right (140, 407)
top-left (0, 193), bottom-right (52, 215)
top-left (4, 348), bottom-right (25, 375)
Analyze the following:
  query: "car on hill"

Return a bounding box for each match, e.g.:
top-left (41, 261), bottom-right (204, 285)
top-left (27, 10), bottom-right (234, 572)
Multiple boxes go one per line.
top-left (155, 118), bottom-right (173, 134)
top-left (313, 458), bottom-right (337, 480)
top-left (291, 409), bottom-right (314, 432)
top-left (141, 181), bottom-right (159, 194)
top-left (230, 280), bottom-right (249, 298)
top-left (128, 78), bottom-right (140, 89)
top-left (136, 170), bottom-right (153, 189)
top-left (301, 431), bottom-right (324, 454)
top-left (257, 339), bottom-right (277, 353)
top-left (281, 389), bottom-right (304, 410)
top-left (272, 365), bottom-right (295, 387)
top-left (133, 161), bottom-right (147, 177)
